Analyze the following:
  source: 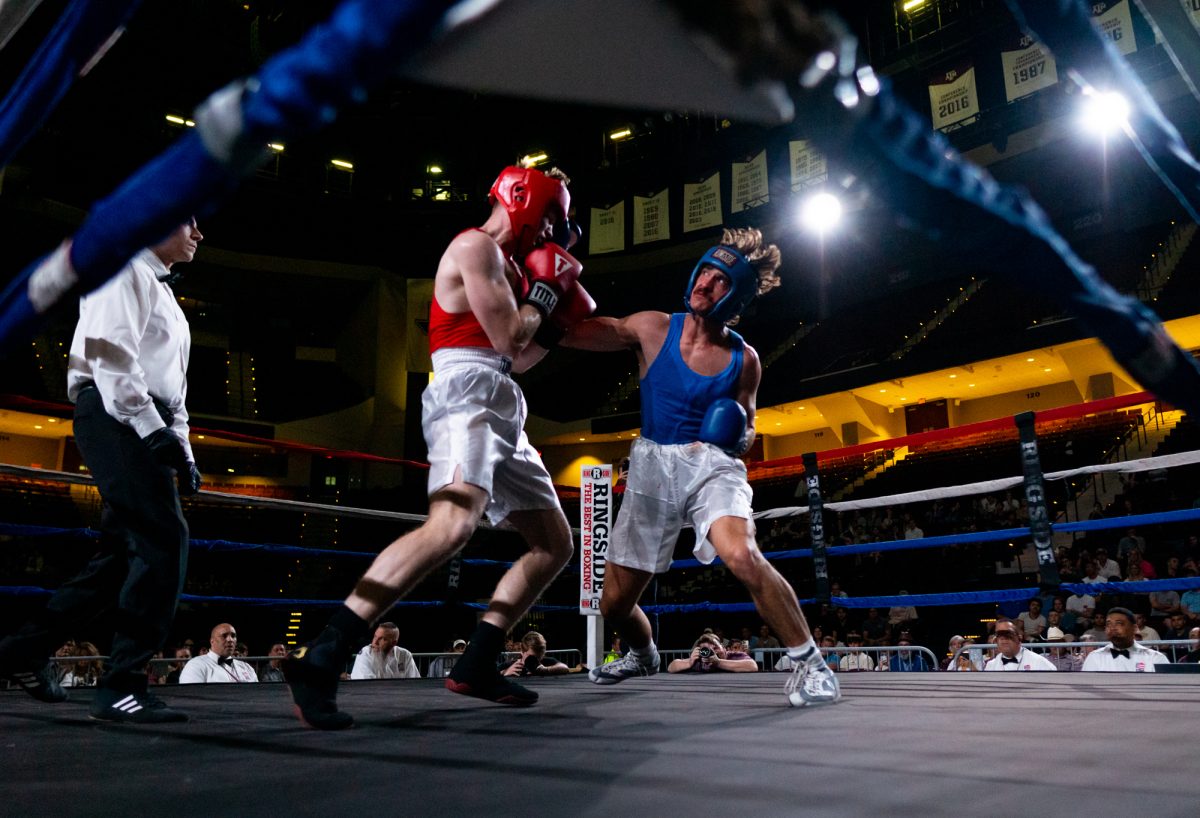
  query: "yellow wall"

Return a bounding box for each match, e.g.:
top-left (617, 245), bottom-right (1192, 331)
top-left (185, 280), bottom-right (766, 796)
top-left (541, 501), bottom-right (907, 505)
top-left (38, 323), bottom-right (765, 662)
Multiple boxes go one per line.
top-left (954, 380), bottom-right (1085, 425)
top-left (0, 433), bottom-right (61, 469)
top-left (542, 440), bottom-right (636, 486)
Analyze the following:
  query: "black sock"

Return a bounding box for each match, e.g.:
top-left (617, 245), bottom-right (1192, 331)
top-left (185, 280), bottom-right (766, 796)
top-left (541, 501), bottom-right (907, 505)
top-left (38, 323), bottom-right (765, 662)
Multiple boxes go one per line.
top-left (303, 605), bottom-right (370, 671)
top-left (451, 621), bottom-right (506, 679)
top-left (326, 605), bottom-right (371, 645)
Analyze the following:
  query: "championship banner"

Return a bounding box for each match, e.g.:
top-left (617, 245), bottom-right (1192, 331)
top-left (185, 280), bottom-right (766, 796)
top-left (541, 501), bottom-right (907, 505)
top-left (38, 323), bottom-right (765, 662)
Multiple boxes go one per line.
top-left (588, 201), bottom-right (625, 255)
top-left (788, 139), bottom-right (827, 192)
top-left (1001, 33), bottom-right (1058, 102)
top-left (928, 62), bottom-right (978, 132)
top-left (682, 172), bottom-right (722, 232)
top-left (579, 464), bottom-right (612, 615)
top-left (1094, 0), bottom-right (1137, 55)
top-left (633, 189), bottom-right (670, 245)
top-left (731, 150), bottom-right (769, 213)
top-left (404, 278), bottom-right (434, 373)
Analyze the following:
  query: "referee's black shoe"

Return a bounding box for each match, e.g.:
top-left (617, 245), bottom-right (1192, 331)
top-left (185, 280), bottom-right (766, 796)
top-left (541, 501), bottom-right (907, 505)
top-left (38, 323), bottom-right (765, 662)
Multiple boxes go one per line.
top-left (1, 661), bottom-right (68, 704)
top-left (89, 687), bottom-right (188, 724)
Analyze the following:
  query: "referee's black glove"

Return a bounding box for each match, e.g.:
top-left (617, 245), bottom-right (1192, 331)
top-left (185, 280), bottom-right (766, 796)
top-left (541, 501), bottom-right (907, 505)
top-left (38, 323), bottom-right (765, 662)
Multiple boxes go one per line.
top-left (181, 462), bottom-right (203, 496)
top-left (142, 427), bottom-right (189, 473)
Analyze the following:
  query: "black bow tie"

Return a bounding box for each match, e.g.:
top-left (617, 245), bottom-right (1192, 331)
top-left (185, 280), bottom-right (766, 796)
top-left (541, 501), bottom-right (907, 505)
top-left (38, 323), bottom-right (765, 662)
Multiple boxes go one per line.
top-left (1001, 656), bottom-right (1020, 665)
top-left (1110, 648), bottom-right (1130, 660)
top-left (217, 656), bottom-right (234, 666)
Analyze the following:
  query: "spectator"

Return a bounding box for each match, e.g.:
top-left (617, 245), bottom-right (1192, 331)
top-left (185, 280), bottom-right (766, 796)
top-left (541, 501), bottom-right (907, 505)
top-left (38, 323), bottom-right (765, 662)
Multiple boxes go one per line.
top-left (1066, 589), bottom-right (1096, 622)
top-left (259, 643), bottom-right (288, 683)
top-left (1080, 561), bottom-right (1106, 585)
top-left (1081, 607), bottom-right (1169, 671)
top-left (1134, 613), bottom-right (1162, 644)
top-left (1180, 627), bottom-right (1200, 664)
top-left (1045, 610), bottom-right (1071, 641)
top-left (887, 592), bottom-right (918, 634)
top-left (180, 624), bottom-right (258, 683)
top-left (749, 624), bottom-right (780, 652)
top-left (1094, 549), bottom-right (1121, 581)
top-left (428, 639), bottom-right (467, 679)
top-left (1146, 583), bottom-right (1181, 622)
top-left (667, 633), bottom-right (757, 674)
top-left (163, 647), bottom-right (190, 685)
top-left (350, 622), bottom-right (419, 680)
top-left (984, 620), bottom-right (1055, 671)
top-left (884, 636), bottom-right (929, 672)
top-left (502, 631), bottom-right (585, 677)
top-left (942, 635), bottom-right (966, 671)
top-left (903, 517), bottom-right (924, 540)
top-left (1116, 528), bottom-right (1146, 560)
top-left (861, 608), bottom-right (890, 647)
top-left (1044, 627), bottom-right (1081, 672)
top-left (146, 651), bottom-right (167, 686)
top-left (1161, 613), bottom-right (1192, 642)
top-left (1126, 548), bottom-right (1156, 579)
top-left (1181, 575), bottom-right (1200, 619)
top-left (62, 641), bottom-right (103, 688)
top-left (838, 633), bottom-right (875, 672)
top-left (1080, 613), bottom-right (1108, 646)
top-left (1016, 599), bottom-right (1047, 641)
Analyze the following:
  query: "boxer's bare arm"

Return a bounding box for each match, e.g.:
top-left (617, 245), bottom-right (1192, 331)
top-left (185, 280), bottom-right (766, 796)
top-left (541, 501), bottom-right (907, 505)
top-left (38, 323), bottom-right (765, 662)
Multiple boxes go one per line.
top-left (562, 311), bottom-right (670, 374)
top-left (735, 343), bottom-right (762, 440)
top-left (445, 231), bottom-right (541, 359)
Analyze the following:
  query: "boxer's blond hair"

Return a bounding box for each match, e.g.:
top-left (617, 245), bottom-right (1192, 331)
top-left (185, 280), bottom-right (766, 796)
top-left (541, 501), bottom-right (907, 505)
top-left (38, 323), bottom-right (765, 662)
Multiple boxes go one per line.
top-left (720, 226), bottom-right (781, 296)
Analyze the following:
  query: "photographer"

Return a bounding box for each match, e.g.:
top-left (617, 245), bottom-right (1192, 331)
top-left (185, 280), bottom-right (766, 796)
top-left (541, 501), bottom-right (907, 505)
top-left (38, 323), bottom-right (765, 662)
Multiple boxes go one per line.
top-left (501, 631), bottom-right (586, 677)
top-left (668, 633), bottom-right (758, 674)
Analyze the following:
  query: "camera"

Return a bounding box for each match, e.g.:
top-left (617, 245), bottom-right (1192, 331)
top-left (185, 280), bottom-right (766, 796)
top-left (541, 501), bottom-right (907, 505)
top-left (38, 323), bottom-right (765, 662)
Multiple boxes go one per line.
top-left (698, 646), bottom-right (715, 659)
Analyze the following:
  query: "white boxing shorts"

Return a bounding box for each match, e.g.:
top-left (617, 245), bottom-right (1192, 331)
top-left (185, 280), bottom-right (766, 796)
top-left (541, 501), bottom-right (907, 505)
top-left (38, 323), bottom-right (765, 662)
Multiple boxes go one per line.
top-left (423, 348), bottom-right (559, 526)
top-left (610, 437), bottom-right (754, 574)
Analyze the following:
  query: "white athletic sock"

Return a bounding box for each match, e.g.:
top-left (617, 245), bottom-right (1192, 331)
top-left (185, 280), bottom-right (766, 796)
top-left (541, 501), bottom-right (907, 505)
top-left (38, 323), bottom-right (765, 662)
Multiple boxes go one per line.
top-left (787, 639), bottom-right (820, 666)
top-left (630, 641), bottom-right (659, 665)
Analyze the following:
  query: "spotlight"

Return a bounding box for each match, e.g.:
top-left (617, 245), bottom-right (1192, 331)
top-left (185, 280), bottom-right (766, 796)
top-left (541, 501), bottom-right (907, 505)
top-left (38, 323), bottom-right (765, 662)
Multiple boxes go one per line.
top-left (798, 191), bottom-right (843, 234)
top-left (1079, 90), bottom-right (1129, 137)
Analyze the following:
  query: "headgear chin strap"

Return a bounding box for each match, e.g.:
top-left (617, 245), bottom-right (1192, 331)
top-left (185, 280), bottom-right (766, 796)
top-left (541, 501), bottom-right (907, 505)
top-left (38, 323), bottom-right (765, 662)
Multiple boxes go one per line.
top-left (489, 166), bottom-right (570, 258)
top-left (683, 244), bottom-right (758, 323)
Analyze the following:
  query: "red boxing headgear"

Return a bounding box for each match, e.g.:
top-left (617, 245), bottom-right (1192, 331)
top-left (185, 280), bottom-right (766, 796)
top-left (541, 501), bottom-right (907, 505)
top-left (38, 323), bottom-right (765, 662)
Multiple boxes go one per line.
top-left (489, 166), bottom-right (570, 258)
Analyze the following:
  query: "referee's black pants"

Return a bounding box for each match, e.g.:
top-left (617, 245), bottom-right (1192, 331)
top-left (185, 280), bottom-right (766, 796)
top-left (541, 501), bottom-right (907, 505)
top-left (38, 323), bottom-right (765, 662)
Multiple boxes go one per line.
top-left (2, 386), bottom-right (189, 692)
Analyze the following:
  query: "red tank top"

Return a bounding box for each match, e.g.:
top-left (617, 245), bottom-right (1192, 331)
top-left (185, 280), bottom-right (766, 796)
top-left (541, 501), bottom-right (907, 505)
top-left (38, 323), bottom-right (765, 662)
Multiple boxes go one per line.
top-left (429, 291), bottom-right (493, 352)
top-left (427, 229), bottom-right (527, 354)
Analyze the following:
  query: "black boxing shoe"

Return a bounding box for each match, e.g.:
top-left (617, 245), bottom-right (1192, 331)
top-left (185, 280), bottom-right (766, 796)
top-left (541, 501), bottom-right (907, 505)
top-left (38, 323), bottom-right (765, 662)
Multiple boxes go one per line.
top-left (283, 643), bottom-right (353, 731)
top-left (89, 687), bottom-right (188, 724)
top-left (445, 666), bottom-right (538, 706)
top-left (2, 661), bottom-right (68, 704)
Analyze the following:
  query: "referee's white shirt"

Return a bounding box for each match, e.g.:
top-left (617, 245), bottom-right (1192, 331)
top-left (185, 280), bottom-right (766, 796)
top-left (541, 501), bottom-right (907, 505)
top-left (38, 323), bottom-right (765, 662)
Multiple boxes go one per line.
top-left (66, 249), bottom-right (193, 461)
top-left (983, 647), bottom-right (1057, 671)
top-left (1081, 642), bottom-right (1169, 672)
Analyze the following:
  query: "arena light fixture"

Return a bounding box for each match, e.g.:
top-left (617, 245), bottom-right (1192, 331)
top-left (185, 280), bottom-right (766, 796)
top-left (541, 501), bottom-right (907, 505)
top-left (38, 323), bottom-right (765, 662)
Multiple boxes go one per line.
top-left (330, 158), bottom-right (354, 170)
top-left (427, 164), bottom-right (443, 175)
top-left (609, 127), bottom-right (633, 142)
top-left (165, 114), bottom-right (186, 125)
top-left (268, 143), bottom-right (285, 152)
top-left (1079, 89), bottom-right (1129, 137)
top-left (797, 191), bottom-right (843, 234)
top-left (520, 152), bottom-right (548, 167)
top-left (902, 0), bottom-right (927, 11)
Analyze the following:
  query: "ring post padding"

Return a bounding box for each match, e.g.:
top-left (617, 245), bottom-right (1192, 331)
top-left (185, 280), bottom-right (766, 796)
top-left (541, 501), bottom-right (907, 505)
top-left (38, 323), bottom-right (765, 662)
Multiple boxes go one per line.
top-left (1014, 411), bottom-right (1060, 588)
top-left (801, 452), bottom-right (830, 602)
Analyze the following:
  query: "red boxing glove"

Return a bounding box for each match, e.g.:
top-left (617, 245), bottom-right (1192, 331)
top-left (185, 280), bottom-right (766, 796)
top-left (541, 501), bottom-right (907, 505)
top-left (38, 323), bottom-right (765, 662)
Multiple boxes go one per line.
top-left (534, 281), bottom-right (596, 349)
top-left (523, 243), bottom-right (583, 316)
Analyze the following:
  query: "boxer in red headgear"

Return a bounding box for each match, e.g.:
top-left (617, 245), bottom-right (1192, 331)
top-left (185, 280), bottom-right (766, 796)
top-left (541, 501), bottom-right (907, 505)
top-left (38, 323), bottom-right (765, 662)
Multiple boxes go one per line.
top-left (283, 166), bottom-right (595, 729)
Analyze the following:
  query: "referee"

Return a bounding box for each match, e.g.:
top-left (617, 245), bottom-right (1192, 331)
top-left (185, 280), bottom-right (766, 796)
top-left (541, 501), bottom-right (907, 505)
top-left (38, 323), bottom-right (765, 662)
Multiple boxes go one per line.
top-left (0, 219), bottom-right (204, 723)
top-left (1081, 607), bottom-right (1170, 672)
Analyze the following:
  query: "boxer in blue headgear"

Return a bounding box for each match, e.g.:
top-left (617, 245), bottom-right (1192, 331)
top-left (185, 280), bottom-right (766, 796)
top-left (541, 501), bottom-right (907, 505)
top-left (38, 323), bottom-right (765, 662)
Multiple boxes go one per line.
top-left (682, 243), bottom-right (760, 325)
top-left (561, 227), bottom-right (841, 708)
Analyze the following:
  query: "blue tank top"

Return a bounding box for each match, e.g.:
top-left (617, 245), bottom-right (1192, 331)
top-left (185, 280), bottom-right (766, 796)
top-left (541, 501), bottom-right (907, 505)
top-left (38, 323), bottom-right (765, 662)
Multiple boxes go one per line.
top-left (640, 313), bottom-right (744, 445)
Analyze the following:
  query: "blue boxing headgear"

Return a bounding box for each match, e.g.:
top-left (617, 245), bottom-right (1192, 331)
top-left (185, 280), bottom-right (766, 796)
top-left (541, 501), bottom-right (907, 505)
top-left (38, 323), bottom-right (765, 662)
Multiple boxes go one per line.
top-left (683, 244), bottom-right (759, 323)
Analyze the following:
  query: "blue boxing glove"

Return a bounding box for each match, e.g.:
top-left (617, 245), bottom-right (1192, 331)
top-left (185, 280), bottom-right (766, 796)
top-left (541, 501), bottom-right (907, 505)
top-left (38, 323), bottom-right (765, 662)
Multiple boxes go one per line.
top-left (699, 398), bottom-right (749, 455)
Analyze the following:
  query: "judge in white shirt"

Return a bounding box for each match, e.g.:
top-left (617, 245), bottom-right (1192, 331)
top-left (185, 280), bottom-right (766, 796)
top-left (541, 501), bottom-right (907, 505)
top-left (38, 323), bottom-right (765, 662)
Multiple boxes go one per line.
top-left (180, 623), bottom-right (259, 683)
top-left (984, 620), bottom-right (1056, 671)
top-left (1081, 607), bottom-right (1169, 672)
top-left (350, 623), bottom-right (420, 680)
